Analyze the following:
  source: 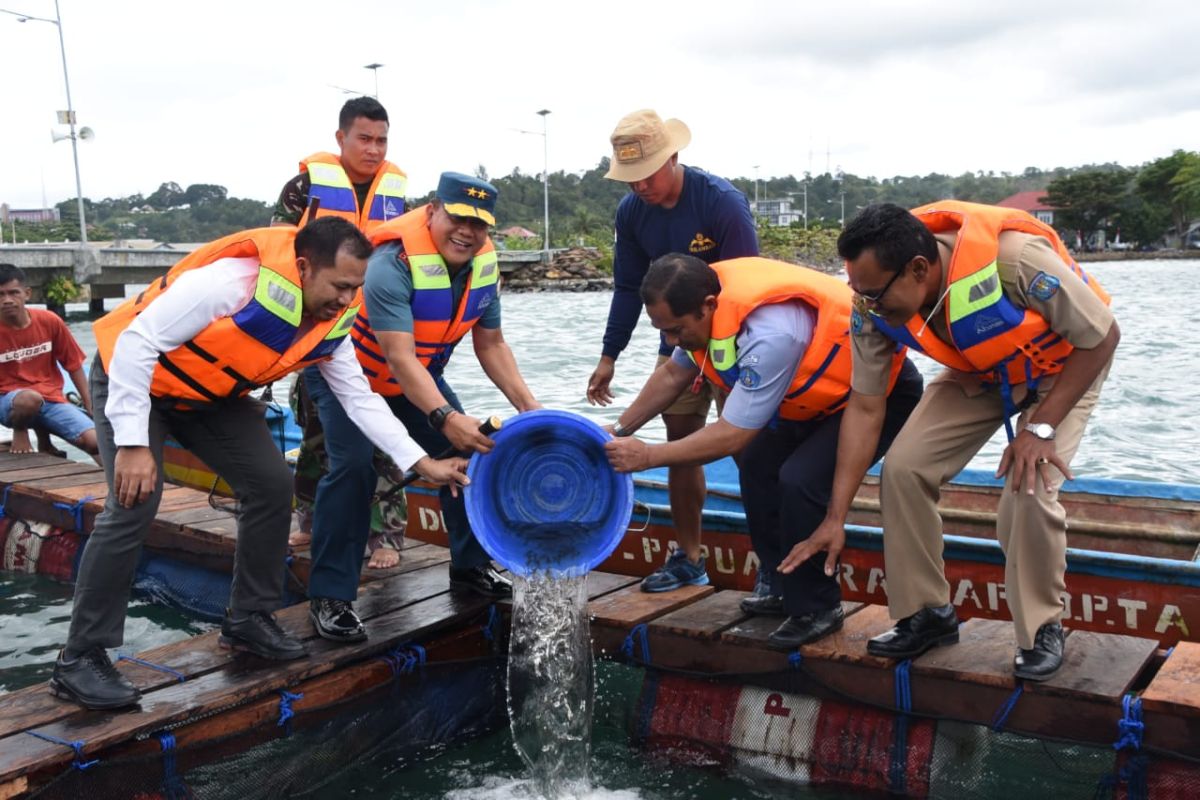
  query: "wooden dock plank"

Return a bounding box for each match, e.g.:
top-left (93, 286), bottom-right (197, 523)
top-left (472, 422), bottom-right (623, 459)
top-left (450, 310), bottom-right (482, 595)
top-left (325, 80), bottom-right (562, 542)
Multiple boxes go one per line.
top-left (911, 618), bottom-right (1017, 689)
top-left (0, 462), bottom-right (101, 485)
top-left (0, 560), bottom-right (457, 744)
top-left (649, 590), bottom-right (751, 639)
top-left (0, 590), bottom-right (493, 782)
top-left (0, 453), bottom-right (69, 470)
top-left (1033, 629), bottom-right (1158, 700)
top-left (588, 583), bottom-right (715, 627)
top-left (1141, 641), bottom-right (1200, 716)
top-left (585, 571), bottom-right (640, 599)
top-left (12, 473), bottom-right (108, 492)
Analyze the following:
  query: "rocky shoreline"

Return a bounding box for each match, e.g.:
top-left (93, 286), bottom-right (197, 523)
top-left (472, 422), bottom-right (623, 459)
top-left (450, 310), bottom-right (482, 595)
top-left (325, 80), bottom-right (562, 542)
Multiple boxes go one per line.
top-left (502, 247), bottom-right (612, 293)
top-left (1075, 249), bottom-right (1198, 262)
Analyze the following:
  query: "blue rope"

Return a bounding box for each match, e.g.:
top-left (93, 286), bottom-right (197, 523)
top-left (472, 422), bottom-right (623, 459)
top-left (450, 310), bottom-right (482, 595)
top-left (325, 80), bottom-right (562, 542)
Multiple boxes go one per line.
top-left (788, 651), bottom-right (803, 670)
top-left (157, 732), bottom-right (190, 800)
top-left (24, 729), bottom-right (98, 770)
top-left (1113, 694), bottom-right (1144, 751)
top-left (893, 660), bottom-right (912, 713)
top-left (377, 643), bottom-right (427, 677)
top-left (117, 654), bottom-right (186, 683)
top-left (990, 683), bottom-right (1024, 731)
top-left (52, 494), bottom-right (94, 531)
top-left (277, 690), bottom-right (303, 728)
top-left (0, 484), bottom-right (12, 518)
top-left (480, 604), bottom-right (500, 642)
top-left (621, 623), bottom-right (651, 665)
top-left (889, 660), bottom-right (914, 795)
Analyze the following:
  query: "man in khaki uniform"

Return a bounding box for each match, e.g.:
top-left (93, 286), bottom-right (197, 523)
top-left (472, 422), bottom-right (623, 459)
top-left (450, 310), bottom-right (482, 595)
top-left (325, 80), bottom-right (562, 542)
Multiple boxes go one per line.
top-left (780, 201), bottom-right (1119, 681)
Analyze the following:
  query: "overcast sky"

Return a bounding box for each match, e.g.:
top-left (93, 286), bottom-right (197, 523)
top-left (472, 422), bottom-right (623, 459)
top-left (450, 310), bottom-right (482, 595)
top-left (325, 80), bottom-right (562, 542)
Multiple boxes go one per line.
top-left (2, 0), bottom-right (1197, 211)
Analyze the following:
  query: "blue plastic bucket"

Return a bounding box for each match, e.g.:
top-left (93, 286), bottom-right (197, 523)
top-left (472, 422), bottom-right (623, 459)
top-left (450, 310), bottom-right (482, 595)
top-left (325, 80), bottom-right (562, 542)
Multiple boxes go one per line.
top-left (464, 409), bottom-right (633, 577)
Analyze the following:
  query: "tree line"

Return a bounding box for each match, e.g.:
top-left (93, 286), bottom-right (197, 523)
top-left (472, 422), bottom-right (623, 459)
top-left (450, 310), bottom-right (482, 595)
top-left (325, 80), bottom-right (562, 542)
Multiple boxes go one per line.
top-left (8, 149), bottom-right (1197, 254)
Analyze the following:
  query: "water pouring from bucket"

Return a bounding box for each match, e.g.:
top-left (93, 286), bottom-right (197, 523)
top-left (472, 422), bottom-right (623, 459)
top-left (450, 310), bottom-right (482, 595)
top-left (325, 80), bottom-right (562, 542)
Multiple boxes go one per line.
top-left (465, 410), bottom-right (634, 797)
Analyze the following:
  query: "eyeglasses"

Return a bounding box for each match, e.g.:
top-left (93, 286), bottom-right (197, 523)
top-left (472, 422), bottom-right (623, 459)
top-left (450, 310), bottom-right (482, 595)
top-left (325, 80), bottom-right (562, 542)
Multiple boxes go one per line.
top-left (854, 264), bottom-right (906, 305)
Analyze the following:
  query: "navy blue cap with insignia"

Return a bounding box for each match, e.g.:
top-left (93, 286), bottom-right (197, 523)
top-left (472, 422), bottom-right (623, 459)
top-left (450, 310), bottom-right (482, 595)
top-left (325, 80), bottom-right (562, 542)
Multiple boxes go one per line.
top-left (436, 172), bottom-right (498, 226)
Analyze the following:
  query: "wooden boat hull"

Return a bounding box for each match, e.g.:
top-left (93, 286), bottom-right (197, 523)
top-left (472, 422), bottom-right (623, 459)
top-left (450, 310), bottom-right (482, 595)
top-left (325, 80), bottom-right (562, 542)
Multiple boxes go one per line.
top-left (405, 470), bottom-right (1200, 647)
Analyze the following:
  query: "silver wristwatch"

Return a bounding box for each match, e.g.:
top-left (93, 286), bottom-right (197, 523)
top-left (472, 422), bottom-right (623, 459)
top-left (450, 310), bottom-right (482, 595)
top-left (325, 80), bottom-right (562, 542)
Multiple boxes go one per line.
top-left (1024, 422), bottom-right (1056, 441)
top-left (612, 421), bottom-right (633, 438)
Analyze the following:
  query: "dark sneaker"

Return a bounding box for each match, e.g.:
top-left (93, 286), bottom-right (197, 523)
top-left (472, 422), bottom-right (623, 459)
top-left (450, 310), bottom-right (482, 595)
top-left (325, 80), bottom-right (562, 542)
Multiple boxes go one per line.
top-left (49, 647), bottom-right (141, 710)
top-left (449, 565), bottom-right (513, 598)
top-left (309, 598), bottom-right (367, 643)
top-left (867, 603), bottom-right (960, 659)
top-left (740, 569), bottom-right (784, 615)
top-left (219, 610), bottom-right (306, 660)
top-left (641, 549), bottom-right (709, 593)
top-left (767, 606), bottom-right (845, 650)
top-left (1014, 621), bottom-right (1065, 681)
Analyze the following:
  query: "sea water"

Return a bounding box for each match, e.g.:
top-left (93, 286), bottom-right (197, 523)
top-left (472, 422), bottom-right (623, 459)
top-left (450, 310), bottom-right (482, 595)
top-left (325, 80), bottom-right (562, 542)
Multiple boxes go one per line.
top-left (2, 259), bottom-right (1198, 798)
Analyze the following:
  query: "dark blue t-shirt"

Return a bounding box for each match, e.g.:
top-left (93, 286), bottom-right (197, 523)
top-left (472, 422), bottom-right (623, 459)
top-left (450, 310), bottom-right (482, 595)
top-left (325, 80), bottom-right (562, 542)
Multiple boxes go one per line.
top-left (603, 165), bottom-right (759, 358)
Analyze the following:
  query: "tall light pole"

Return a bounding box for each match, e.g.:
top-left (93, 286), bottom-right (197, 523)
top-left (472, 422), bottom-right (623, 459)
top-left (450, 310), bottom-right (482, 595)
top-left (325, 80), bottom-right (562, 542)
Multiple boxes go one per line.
top-left (752, 165), bottom-right (760, 211)
top-left (363, 63), bottom-right (383, 98)
top-left (4, 2), bottom-right (87, 244)
top-left (834, 166), bottom-right (846, 228)
top-left (536, 109), bottom-right (551, 260)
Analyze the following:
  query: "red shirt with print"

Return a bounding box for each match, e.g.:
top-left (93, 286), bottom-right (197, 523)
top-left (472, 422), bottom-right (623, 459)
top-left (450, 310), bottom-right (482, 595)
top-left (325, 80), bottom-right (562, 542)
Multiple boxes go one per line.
top-left (0, 308), bottom-right (86, 404)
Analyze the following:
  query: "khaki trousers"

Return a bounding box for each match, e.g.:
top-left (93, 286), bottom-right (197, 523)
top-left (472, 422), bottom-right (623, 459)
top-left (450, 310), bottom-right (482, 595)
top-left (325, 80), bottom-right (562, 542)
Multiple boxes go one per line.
top-left (879, 360), bottom-right (1111, 649)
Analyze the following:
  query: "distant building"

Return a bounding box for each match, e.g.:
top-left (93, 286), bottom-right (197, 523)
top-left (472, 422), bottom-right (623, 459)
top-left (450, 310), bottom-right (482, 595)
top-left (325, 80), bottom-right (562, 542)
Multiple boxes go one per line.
top-left (996, 191), bottom-right (1055, 226)
top-left (752, 198), bottom-right (804, 226)
top-left (0, 204), bottom-right (61, 224)
top-left (498, 225), bottom-right (538, 239)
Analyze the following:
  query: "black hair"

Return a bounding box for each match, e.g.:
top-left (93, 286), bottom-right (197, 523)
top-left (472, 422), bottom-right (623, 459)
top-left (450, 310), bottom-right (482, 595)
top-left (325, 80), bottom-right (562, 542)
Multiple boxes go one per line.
top-left (837, 203), bottom-right (938, 273)
top-left (640, 253), bottom-right (722, 316)
top-left (339, 97), bottom-right (389, 131)
top-left (294, 217), bottom-right (372, 267)
top-left (0, 264), bottom-right (27, 286)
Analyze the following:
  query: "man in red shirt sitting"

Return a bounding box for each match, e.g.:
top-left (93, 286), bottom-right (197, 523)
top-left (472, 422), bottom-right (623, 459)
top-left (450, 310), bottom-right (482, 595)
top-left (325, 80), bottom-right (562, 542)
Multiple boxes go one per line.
top-left (0, 264), bottom-right (99, 460)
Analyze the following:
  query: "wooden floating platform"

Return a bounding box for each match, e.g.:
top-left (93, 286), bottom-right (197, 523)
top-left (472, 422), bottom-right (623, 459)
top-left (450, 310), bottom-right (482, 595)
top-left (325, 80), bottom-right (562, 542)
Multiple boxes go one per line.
top-left (2, 449), bottom-right (1200, 795)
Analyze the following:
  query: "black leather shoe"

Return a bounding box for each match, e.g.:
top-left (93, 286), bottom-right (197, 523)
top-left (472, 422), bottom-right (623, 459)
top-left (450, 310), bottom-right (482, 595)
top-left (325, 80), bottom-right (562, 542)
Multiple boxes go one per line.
top-left (767, 607), bottom-right (845, 650)
top-left (309, 598), bottom-right (367, 643)
top-left (1014, 621), bottom-right (1065, 681)
top-left (219, 610), bottom-right (306, 660)
top-left (449, 565), bottom-right (513, 598)
top-left (49, 648), bottom-right (141, 710)
top-left (867, 603), bottom-right (960, 659)
top-left (740, 593), bottom-right (786, 616)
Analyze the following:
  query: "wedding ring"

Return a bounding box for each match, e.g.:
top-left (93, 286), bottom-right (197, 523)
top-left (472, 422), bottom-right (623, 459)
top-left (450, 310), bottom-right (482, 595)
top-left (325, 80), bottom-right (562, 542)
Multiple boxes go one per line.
top-left (1037, 457), bottom-right (1049, 465)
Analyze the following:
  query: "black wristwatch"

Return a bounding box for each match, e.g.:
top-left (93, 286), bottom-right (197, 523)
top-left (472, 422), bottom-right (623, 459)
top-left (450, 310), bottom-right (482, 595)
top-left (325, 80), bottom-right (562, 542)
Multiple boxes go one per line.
top-left (428, 404), bottom-right (456, 431)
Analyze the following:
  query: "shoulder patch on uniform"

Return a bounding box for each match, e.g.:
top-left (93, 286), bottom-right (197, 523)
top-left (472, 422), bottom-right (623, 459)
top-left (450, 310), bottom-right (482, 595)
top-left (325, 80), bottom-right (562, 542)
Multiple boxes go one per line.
top-left (739, 367), bottom-right (762, 389)
top-left (1028, 271), bottom-right (1061, 301)
top-left (850, 308), bottom-right (865, 334)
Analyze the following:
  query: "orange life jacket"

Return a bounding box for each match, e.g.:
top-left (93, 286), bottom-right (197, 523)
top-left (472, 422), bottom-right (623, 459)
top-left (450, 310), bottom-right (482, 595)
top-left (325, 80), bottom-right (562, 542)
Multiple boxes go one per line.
top-left (868, 201), bottom-right (1109, 391)
top-left (93, 227), bottom-right (361, 405)
top-left (350, 206), bottom-right (499, 396)
top-left (297, 152), bottom-right (407, 233)
top-left (689, 257), bottom-right (905, 421)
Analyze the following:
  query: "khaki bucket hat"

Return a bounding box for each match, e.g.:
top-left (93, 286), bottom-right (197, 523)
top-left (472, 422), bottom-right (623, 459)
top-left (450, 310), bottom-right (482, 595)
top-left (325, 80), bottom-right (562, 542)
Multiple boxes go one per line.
top-left (604, 109), bottom-right (691, 183)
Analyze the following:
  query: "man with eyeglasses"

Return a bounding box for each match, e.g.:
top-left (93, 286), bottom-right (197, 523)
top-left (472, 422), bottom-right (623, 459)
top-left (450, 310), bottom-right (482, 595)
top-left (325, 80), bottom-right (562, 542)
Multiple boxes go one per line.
top-left (605, 253), bottom-right (922, 648)
top-left (302, 172), bottom-right (541, 643)
top-left (781, 201), bottom-right (1118, 681)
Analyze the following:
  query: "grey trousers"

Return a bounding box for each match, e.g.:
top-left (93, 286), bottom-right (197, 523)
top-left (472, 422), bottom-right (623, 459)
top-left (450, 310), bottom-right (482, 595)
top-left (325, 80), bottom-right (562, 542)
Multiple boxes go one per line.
top-left (66, 355), bottom-right (294, 652)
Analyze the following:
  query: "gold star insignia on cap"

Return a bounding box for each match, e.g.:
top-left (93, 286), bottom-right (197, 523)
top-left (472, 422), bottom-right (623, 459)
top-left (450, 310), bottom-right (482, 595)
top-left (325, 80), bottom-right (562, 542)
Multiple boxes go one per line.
top-left (476, 189), bottom-right (489, 200)
top-left (466, 187), bottom-right (479, 198)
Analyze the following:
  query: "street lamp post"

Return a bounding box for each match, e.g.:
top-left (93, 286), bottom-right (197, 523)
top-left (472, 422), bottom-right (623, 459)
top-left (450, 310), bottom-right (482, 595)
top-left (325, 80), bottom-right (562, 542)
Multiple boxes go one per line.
top-left (4, 1), bottom-right (87, 244)
top-left (834, 166), bottom-right (846, 228)
top-left (536, 109), bottom-right (550, 260)
top-left (363, 63), bottom-right (383, 99)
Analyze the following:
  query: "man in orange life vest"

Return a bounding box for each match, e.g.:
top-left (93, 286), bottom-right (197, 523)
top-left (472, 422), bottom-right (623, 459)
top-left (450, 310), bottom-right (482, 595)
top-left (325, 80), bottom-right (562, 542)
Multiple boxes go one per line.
top-left (303, 172), bottom-right (540, 643)
top-left (784, 202), bottom-right (1119, 681)
top-left (271, 96), bottom-right (406, 231)
top-left (50, 218), bottom-right (469, 710)
top-left (605, 253), bottom-right (922, 648)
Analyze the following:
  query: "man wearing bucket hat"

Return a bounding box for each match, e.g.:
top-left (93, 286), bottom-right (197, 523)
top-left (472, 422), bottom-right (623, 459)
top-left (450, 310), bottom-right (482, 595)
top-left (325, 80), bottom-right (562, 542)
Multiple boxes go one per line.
top-left (588, 109), bottom-right (759, 594)
top-left (303, 172), bottom-right (541, 643)
top-left (605, 253), bottom-right (923, 648)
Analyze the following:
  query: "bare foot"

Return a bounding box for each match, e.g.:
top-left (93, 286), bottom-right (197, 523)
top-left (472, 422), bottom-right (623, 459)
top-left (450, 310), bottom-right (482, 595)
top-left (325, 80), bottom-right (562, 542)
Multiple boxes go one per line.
top-left (288, 530), bottom-right (312, 548)
top-left (367, 545), bottom-right (400, 570)
top-left (10, 429), bottom-right (33, 454)
top-left (35, 430), bottom-right (67, 458)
